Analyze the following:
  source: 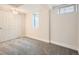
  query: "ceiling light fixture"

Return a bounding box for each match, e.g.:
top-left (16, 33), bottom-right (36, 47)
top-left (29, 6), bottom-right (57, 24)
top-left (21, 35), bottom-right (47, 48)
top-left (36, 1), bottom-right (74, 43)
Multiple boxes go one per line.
top-left (12, 8), bottom-right (18, 14)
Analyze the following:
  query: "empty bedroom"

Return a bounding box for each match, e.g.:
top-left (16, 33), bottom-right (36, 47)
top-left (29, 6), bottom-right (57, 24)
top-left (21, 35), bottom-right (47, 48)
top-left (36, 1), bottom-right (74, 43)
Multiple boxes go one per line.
top-left (0, 4), bottom-right (79, 55)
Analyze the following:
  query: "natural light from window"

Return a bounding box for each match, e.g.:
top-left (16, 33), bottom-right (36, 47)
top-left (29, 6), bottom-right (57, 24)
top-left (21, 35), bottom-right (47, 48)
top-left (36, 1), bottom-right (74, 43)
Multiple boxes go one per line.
top-left (32, 13), bottom-right (39, 30)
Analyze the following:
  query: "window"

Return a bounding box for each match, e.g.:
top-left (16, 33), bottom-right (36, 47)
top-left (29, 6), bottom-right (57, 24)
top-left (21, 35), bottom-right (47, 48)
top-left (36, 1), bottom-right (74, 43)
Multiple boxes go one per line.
top-left (58, 5), bottom-right (76, 15)
top-left (32, 14), bottom-right (39, 29)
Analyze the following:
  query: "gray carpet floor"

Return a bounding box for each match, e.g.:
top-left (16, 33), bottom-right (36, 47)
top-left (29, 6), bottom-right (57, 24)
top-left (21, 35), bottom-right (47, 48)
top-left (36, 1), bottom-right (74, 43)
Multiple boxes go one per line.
top-left (0, 37), bottom-right (78, 55)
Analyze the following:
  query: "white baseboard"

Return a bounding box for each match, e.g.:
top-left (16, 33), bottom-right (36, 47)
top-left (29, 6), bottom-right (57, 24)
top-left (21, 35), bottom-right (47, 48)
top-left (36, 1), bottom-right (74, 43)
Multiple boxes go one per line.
top-left (23, 35), bottom-right (78, 51)
top-left (0, 36), bottom-right (21, 43)
top-left (25, 35), bottom-right (49, 43)
top-left (51, 41), bottom-right (77, 51)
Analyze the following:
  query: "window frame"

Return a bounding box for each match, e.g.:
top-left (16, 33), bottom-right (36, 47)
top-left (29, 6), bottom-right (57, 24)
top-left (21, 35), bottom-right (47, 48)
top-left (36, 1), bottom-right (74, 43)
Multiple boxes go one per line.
top-left (32, 13), bottom-right (39, 30)
top-left (58, 5), bottom-right (76, 15)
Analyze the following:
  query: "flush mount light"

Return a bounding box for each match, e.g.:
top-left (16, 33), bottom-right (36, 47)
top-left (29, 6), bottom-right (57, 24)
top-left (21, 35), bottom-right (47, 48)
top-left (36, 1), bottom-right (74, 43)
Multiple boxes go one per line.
top-left (11, 8), bottom-right (18, 14)
top-left (12, 10), bottom-right (18, 14)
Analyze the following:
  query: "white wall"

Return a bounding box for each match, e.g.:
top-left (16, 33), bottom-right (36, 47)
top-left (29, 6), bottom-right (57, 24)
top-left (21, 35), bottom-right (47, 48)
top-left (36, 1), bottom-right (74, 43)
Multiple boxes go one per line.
top-left (24, 5), bottom-right (49, 42)
top-left (77, 4), bottom-right (79, 52)
top-left (51, 7), bottom-right (78, 50)
top-left (0, 4), bottom-right (49, 43)
top-left (20, 4), bottom-right (78, 50)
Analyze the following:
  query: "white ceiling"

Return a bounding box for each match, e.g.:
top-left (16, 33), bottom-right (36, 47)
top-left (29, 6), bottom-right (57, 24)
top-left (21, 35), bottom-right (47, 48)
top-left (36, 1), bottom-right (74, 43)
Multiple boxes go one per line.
top-left (6, 4), bottom-right (61, 13)
top-left (18, 4), bottom-right (41, 12)
top-left (9, 4), bottom-right (23, 7)
top-left (18, 4), bottom-right (61, 12)
top-left (9, 4), bottom-right (60, 8)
